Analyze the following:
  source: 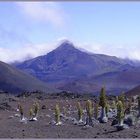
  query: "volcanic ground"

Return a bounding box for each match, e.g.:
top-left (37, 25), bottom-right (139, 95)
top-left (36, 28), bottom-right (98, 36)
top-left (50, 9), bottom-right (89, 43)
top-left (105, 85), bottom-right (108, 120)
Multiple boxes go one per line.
top-left (0, 92), bottom-right (140, 138)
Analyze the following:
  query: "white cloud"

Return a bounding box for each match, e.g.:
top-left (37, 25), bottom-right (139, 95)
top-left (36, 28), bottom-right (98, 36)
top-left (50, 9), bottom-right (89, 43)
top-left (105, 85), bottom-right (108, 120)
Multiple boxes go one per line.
top-left (0, 42), bottom-right (57, 63)
top-left (16, 2), bottom-right (65, 27)
top-left (78, 42), bottom-right (140, 60)
top-left (0, 39), bottom-right (140, 63)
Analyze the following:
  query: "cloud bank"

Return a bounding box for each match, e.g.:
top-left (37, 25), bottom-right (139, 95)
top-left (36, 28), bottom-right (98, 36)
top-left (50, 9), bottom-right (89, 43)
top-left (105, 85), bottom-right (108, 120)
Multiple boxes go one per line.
top-left (0, 39), bottom-right (140, 63)
top-left (0, 42), bottom-right (57, 63)
top-left (82, 43), bottom-right (140, 60)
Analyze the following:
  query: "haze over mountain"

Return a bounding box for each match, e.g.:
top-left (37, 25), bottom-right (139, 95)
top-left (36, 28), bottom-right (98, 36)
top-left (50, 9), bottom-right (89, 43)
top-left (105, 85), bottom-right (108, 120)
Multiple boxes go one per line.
top-left (15, 40), bottom-right (140, 95)
top-left (0, 61), bottom-right (58, 94)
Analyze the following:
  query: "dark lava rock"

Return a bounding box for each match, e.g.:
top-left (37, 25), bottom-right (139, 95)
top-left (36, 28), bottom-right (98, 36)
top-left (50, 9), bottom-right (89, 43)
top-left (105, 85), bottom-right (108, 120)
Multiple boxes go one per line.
top-left (41, 105), bottom-right (46, 110)
top-left (115, 124), bottom-right (129, 131)
top-left (98, 117), bottom-right (108, 123)
top-left (116, 125), bottom-right (125, 131)
top-left (111, 119), bottom-right (118, 126)
top-left (8, 98), bottom-right (17, 102)
top-left (0, 102), bottom-right (12, 110)
top-left (124, 116), bottom-right (135, 126)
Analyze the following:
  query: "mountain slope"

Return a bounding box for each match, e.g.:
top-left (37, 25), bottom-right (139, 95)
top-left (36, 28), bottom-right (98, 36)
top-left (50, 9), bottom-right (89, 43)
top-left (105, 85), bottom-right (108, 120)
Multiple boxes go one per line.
top-left (52, 67), bottom-right (140, 95)
top-left (16, 41), bottom-right (132, 82)
top-left (15, 40), bottom-right (140, 94)
top-left (0, 61), bottom-right (58, 94)
top-left (126, 85), bottom-right (140, 96)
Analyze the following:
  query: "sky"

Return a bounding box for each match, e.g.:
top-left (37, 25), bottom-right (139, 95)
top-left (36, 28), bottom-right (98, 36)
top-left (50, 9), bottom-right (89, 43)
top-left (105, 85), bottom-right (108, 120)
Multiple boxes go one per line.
top-left (0, 2), bottom-right (140, 63)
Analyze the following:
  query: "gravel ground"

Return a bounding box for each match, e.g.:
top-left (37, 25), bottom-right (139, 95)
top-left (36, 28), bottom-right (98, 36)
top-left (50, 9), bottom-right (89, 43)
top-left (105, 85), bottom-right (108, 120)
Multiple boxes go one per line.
top-left (0, 93), bottom-right (140, 138)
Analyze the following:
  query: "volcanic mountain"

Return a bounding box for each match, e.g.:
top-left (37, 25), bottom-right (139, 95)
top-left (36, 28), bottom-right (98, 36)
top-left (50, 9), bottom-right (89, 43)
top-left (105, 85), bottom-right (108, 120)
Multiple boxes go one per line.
top-left (125, 84), bottom-right (140, 96)
top-left (15, 40), bottom-right (140, 94)
top-left (0, 61), bottom-right (58, 94)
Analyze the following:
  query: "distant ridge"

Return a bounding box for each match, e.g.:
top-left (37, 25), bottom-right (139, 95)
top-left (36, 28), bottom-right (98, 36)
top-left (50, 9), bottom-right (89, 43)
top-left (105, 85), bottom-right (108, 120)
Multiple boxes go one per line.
top-left (0, 61), bottom-right (59, 94)
top-left (15, 40), bottom-right (140, 94)
top-left (126, 85), bottom-right (140, 96)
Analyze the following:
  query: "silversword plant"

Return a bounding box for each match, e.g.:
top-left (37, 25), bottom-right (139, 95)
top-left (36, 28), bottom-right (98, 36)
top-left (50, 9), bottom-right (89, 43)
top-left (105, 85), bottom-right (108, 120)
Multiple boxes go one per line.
top-left (18, 104), bottom-right (26, 123)
top-left (19, 104), bottom-right (24, 120)
top-left (30, 102), bottom-right (39, 121)
top-left (118, 92), bottom-right (125, 108)
top-left (137, 96), bottom-right (140, 118)
top-left (55, 104), bottom-right (62, 125)
top-left (99, 87), bottom-right (108, 123)
top-left (77, 102), bottom-right (83, 122)
top-left (116, 100), bottom-right (125, 130)
top-left (94, 103), bottom-right (99, 120)
top-left (112, 100), bottom-right (117, 110)
top-left (105, 102), bottom-right (110, 117)
top-left (86, 100), bottom-right (93, 126)
top-left (29, 108), bottom-right (34, 120)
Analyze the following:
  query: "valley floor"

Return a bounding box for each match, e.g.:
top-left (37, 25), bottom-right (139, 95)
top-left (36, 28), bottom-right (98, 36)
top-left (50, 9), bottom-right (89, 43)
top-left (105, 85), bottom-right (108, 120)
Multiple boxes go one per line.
top-left (0, 93), bottom-right (140, 138)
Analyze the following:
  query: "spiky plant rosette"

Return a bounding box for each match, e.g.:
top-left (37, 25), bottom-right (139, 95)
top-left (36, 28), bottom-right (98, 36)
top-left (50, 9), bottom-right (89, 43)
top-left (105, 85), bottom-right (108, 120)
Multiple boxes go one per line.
top-left (30, 102), bottom-right (39, 121)
top-left (99, 87), bottom-right (107, 108)
top-left (18, 104), bottom-right (27, 123)
top-left (117, 101), bottom-right (125, 124)
top-left (77, 102), bottom-right (83, 122)
top-left (105, 102), bottom-right (110, 117)
top-left (19, 104), bottom-right (24, 119)
top-left (99, 87), bottom-right (108, 123)
top-left (55, 104), bottom-right (62, 125)
top-left (115, 100), bottom-right (129, 131)
top-left (86, 100), bottom-right (93, 118)
top-left (85, 100), bottom-right (93, 126)
top-left (118, 92), bottom-right (125, 108)
top-left (94, 103), bottom-right (99, 120)
top-left (137, 96), bottom-right (140, 118)
top-left (29, 108), bottom-right (34, 120)
top-left (112, 100), bottom-right (116, 110)
top-left (33, 102), bottom-right (39, 117)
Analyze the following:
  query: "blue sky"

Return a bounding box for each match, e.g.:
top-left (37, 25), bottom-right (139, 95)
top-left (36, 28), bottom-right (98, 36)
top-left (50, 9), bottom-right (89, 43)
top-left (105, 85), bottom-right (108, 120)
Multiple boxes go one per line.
top-left (0, 2), bottom-right (140, 62)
